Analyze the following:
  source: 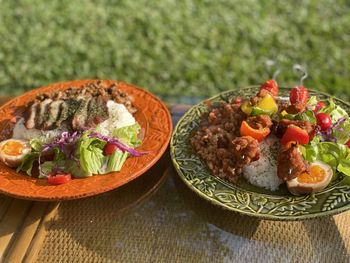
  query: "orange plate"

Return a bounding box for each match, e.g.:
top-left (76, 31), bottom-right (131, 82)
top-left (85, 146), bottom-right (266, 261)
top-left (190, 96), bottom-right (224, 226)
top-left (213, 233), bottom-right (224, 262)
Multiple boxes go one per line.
top-left (0, 80), bottom-right (172, 201)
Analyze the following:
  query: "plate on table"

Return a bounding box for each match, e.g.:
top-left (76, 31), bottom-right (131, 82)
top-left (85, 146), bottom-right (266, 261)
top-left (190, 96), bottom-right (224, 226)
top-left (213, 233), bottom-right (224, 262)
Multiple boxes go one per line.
top-left (171, 87), bottom-right (350, 220)
top-left (0, 80), bottom-right (172, 201)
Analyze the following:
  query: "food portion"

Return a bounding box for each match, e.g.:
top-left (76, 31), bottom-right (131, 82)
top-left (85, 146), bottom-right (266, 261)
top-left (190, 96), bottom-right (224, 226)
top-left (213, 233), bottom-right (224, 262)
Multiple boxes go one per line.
top-left (191, 80), bottom-right (350, 195)
top-left (0, 81), bottom-right (145, 185)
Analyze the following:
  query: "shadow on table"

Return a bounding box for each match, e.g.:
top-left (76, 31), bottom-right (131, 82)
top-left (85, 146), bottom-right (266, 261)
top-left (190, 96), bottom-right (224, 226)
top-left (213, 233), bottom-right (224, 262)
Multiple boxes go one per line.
top-left (171, 166), bottom-right (261, 239)
top-left (171, 166), bottom-right (350, 262)
top-left (41, 152), bottom-right (170, 256)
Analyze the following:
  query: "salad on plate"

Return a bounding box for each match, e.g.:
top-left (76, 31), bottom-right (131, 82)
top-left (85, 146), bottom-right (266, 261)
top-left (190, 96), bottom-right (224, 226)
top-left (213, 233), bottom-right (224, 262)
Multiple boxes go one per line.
top-left (0, 81), bottom-right (145, 185)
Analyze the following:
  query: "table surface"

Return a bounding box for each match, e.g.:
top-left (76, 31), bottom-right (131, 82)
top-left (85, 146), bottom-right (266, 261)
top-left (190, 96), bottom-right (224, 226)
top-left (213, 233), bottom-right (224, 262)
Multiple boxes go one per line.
top-left (0, 96), bottom-right (349, 263)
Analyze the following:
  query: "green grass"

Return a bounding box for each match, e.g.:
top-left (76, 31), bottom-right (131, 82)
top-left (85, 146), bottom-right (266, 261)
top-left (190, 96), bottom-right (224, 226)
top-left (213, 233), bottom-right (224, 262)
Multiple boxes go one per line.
top-left (0, 0), bottom-right (349, 101)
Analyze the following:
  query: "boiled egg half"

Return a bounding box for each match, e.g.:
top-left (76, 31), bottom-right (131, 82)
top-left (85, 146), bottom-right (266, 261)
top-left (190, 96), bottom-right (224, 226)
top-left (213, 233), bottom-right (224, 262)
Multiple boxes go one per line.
top-left (287, 161), bottom-right (333, 195)
top-left (0, 139), bottom-right (31, 167)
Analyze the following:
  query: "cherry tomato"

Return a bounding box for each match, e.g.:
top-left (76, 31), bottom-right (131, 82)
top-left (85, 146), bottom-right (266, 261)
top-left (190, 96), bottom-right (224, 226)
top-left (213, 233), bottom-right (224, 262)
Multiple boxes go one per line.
top-left (314, 101), bottom-right (326, 112)
top-left (104, 142), bottom-right (118, 156)
top-left (48, 173), bottom-right (72, 185)
top-left (316, 113), bottom-right (332, 131)
top-left (240, 120), bottom-right (270, 142)
top-left (346, 140), bottom-right (350, 148)
top-left (290, 86), bottom-right (309, 104)
top-left (280, 125), bottom-right (310, 145)
top-left (260, 80), bottom-right (279, 97)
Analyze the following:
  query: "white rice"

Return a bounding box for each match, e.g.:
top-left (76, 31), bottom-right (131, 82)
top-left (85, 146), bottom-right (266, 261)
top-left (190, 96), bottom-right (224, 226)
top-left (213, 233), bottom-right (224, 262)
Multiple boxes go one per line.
top-left (99, 101), bottom-right (136, 136)
top-left (243, 136), bottom-right (283, 191)
top-left (12, 100), bottom-right (136, 141)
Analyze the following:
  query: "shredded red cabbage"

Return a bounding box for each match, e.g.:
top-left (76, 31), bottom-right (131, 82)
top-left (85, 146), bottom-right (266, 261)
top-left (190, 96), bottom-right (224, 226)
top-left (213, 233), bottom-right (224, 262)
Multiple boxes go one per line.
top-left (319, 117), bottom-right (349, 142)
top-left (88, 132), bottom-right (146, 157)
top-left (42, 131), bottom-right (81, 159)
top-left (39, 131), bottom-right (81, 175)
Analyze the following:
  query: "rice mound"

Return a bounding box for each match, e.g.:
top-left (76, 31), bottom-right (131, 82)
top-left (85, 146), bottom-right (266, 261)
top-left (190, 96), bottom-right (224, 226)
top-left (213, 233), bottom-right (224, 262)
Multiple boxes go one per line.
top-left (99, 101), bottom-right (136, 136)
top-left (243, 136), bottom-right (283, 191)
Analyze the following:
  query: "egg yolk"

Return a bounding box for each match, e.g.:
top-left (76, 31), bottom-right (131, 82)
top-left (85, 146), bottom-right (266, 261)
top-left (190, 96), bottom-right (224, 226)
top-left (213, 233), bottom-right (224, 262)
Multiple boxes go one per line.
top-left (1, 141), bottom-right (24, 156)
top-left (298, 165), bottom-right (327, 184)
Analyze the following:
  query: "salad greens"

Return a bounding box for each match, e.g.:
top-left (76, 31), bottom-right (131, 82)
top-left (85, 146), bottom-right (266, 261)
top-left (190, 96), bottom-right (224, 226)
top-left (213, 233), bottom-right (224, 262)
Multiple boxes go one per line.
top-left (281, 109), bottom-right (317, 124)
top-left (300, 139), bottom-right (350, 177)
top-left (298, 96), bottom-right (350, 177)
top-left (17, 123), bottom-right (143, 178)
top-left (112, 123), bottom-right (142, 147)
top-left (318, 98), bottom-right (349, 122)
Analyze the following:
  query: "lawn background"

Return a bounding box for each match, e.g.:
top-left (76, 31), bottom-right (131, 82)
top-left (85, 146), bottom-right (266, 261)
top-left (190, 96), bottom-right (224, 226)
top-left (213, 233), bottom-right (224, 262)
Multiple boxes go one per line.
top-left (0, 0), bottom-right (349, 101)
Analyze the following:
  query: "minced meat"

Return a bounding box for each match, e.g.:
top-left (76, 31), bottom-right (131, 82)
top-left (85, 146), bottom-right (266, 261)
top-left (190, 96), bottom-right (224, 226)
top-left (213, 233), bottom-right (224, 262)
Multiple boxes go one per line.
top-left (190, 99), bottom-right (261, 182)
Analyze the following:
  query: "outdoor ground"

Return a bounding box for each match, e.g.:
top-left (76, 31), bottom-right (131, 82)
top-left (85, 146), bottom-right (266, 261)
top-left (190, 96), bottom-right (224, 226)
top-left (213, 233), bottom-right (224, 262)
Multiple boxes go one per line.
top-left (0, 0), bottom-right (349, 101)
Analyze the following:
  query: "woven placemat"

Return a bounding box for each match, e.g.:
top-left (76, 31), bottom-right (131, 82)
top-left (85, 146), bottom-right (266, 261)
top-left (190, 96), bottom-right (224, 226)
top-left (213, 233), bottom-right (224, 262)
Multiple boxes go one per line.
top-left (34, 167), bottom-right (349, 263)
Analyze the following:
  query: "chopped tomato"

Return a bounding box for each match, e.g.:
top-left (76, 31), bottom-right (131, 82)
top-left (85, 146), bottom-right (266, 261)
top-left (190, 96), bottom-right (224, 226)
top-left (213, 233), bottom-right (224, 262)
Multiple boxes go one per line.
top-left (48, 173), bottom-right (72, 185)
top-left (104, 143), bottom-right (118, 156)
top-left (280, 125), bottom-right (310, 145)
top-left (316, 112), bottom-right (332, 131)
top-left (314, 101), bottom-right (326, 112)
top-left (290, 86), bottom-right (309, 104)
top-left (240, 120), bottom-right (270, 142)
top-left (260, 80), bottom-right (279, 96)
top-left (346, 140), bottom-right (350, 148)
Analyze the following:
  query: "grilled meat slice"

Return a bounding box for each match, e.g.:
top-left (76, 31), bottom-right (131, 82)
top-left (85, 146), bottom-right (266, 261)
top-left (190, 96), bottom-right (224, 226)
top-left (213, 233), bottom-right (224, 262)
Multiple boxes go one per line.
top-left (23, 82), bottom-right (137, 131)
top-left (85, 96), bottom-right (109, 129)
top-left (55, 101), bottom-right (70, 127)
top-left (43, 100), bottom-right (64, 130)
top-left (24, 101), bottom-right (40, 129)
top-left (71, 99), bottom-right (91, 131)
top-left (35, 99), bottom-right (52, 129)
top-left (277, 143), bottom-right (309, 181)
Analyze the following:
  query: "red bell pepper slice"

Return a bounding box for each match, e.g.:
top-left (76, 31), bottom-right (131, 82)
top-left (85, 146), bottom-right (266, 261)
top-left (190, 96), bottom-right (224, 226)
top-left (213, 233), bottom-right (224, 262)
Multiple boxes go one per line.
top-left (280, 124), bottom-right (310, 145)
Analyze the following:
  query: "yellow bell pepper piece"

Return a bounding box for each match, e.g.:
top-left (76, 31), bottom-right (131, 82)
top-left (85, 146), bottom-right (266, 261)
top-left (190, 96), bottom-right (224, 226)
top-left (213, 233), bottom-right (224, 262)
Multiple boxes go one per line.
top-left (241, 101), bottom-right (252, 115)
top-left (257, 94), bottom-right (278, 114)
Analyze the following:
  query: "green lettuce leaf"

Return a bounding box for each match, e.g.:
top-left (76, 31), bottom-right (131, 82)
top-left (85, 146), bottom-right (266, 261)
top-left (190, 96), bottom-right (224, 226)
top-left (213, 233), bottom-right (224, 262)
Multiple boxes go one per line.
top-left (77, 132), bottom-right (107, 174)
top-left (300, 142), bottom-right (350, 176)
top-left (16, 152), bottom-right (40, 176)
top-left (40, 160), bottom-right (92, 178)
top-left (281, 110), bottom-right (316, 124)
top-left (106, 151), bottom-right (129, 173)
top-left (112, 123), bottom-right (141, 147)
top-left (319, 98), bottom-right (349, 122)
top-left (29, 138), bottom-right (44, 152)
top-left (307, 96), bottom-right (319, 110)
top-left (333, 119), bottom-right (350, 144)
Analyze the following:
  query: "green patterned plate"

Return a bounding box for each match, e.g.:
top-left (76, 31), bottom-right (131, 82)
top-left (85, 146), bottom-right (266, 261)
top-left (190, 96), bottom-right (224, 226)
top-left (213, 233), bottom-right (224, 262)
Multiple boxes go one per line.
top-left (170, 87), bottom-right (350, 220)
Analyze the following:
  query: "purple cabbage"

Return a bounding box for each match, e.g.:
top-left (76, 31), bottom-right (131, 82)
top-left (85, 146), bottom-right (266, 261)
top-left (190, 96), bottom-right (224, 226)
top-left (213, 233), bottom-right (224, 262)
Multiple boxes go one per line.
top-left (318, 117), bottom-right (349, 143)
top-left (88, 132), bottom-right (146, 157)
top-left (39, 131), bottom-right (82, 175)
top-left (42, 131), bottom-right (81, 159)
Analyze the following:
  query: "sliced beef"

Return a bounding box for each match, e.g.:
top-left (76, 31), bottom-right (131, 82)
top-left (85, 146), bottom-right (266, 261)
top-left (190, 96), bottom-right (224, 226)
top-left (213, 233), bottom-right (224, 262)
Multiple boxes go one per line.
top-left (55, 101), bottom-right (70, 127)
top-left (85, 96), bottom-right (109, 128)
top-left (24, 101), bottom-right (40, 129)
top-left (71, 99), bottom-right (91, 131)
top-left (35, 99), bottom-right (52, 129)
top-left (277, 143), bottom-right (309, 181)
top-left (23, 81), bottom-right (137, 131)
top-left (43, 100), bottom-right (64, 130)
